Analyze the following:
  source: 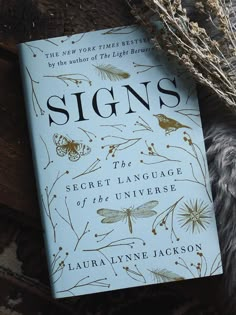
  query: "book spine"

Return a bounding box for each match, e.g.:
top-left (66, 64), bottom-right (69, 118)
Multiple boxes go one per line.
top-left (17, 45), bottom-right (56, 298)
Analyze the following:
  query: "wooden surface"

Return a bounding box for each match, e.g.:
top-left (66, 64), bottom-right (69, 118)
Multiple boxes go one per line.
top-left (0, 1), bottom-right (228, 314)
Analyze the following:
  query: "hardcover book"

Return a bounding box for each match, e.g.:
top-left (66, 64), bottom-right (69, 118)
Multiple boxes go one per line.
top-left (18, 25), bottom-right (223, 298)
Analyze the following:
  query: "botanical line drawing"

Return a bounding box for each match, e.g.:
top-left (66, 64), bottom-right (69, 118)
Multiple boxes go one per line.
top-left (53, 134), bottom-right (91, 162)
top-left (93, 64), bottom-right (130, 81)
top-left (140, 141), bottom-right (181, 165)
top-left (133, 116), bottom-right (153, 133)
top-left (149, 268), bottom-right (184, 283)
top-left (40, 135), bottom-right (53, 170)
top-left (178, 199), bottom-right (211, 233)
top-left (77, 127), bottom-right (96, 142)
top-left (185, 86), bottom-right (196, 104)
top-left (123, 265), bottom-right (146, 283)
top-left (56, 276), bottom-right (110, 296)
top-left (153, 114), bottom-right (191, 135)
top-left (175, 108), bottom-right (201, 127)
top-left (97, 200), bottom-right (158, 234)
top-left (44, 73), bottom-right (92, 86)
top-left (100, 124), bottom-right (126, 132)
top-left (102, 25), bottom-right (139, 35)
top-left (83, 237), bottom-right (145, 276)
top-left (55, 196), bottom-right (90, 251)
top-left (44, 39), bottom-right (59, 46)
top-left (167, 132), bottom-right (212, 202)
top-left (133, 62), bottom-right (163, 74)
top-left (50, 247), bottom-right (69, 284)
top-left (175, 252), bottom-right (222, 278)
top-left (71, 32), bottom-right (86, 44)
top-left (95, 229), bottom-right (114, 243)
top-left (25, 67), bottom-right (45, 117)
top-left (24, 43), bottom-right (43, 57)
top-left (41, 170), bottom-right (69, 242)
top-left (61, 35), bottom-right (72, 43)
top-left (72, 158), bottom-right (101, 180)
top-left (101, 135), bottom-right (141, 159)
top-left (152, 196), bottom-right (184, 242)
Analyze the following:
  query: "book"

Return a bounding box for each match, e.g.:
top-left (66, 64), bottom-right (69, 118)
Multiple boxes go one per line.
top-left (18, 25), bottom-right (223, 298)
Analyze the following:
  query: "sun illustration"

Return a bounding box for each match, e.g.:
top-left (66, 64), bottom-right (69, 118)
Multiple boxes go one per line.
top-left (178, 199), bottom-right (211, 233)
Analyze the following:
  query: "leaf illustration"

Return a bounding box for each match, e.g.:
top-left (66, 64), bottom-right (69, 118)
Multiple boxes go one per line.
top-left (93, 64), bottom-right (130, 81)
top-left (149, 268), bottom-right (184, 283)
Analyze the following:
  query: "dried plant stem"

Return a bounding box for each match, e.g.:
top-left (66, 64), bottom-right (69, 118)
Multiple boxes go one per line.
top-left (128, 0), bottom-right (236, 111)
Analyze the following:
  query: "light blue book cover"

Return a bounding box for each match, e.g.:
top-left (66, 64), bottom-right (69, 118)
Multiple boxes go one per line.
top-left (18, 25), bottom-right (223, 298)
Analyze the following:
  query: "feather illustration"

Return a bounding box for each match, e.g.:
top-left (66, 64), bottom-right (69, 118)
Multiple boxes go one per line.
top-left (93, 64), bottom-right (130, 81)
top-left (149, 268), bottom-right (184, 283)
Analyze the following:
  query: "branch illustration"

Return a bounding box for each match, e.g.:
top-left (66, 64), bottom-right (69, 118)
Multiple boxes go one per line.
top-left (56, 276), bottom-right (110, 296)
top-left (175, 109), bottom-right (201, 127)
top-left (141, 141), bottom-right (181, 165)
top-left (72, 158), bottom-right (101, 179)
top-left (167, 132), bottom-right (212, 202)
top-left (24, 43), bottom-right (43, 57)
top-left (83, 237), bottom-right (145, 276)
top-left (101, 136), bottom-right (141, 159)
top-left (44, 39), bottom-right (59, 46)
top-left (175, 252), bottom-right (222, 278)
top-left (77, 127), bottom-right (96, 142)
top-left (102, 25), bottom-right (139, 35)
top-left (50, 247), bottom-right (69, 284)
top-left (55, 196), bottom-right (90, 251)
top-left (41, 170), bottom-right (69, 242)
top-left (71, 32), bottom-right (85, 44)
top-left (95, 229), bottom-right (114, 242)
top-left (133, 62), bottom-right (163, 74)
top-left (40, 135), bottom-right (53, 170)
top-left (133, 116), bottom-right (153, 132)
top-left (100, 124), bottom-right (127, 132)
top-left (152, 196), bottom-right (184, 243)
top-left (123, 265), bottom-right (146, 283)
top-left (25, 67), bottom-right (45, 117)
top-left (44, 73), bottom-right (92, 86)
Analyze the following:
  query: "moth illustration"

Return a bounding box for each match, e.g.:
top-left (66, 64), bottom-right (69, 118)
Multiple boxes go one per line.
top-left (53, 134), bottom-right (91, 162)
top-left (97, 200), bottom-right (158, 234)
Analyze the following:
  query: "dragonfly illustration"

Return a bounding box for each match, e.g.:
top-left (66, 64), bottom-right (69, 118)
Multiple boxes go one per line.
top-left (97, 200), bottom-right (158, 234)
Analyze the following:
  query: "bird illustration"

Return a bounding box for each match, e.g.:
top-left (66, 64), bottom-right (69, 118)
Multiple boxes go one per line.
top-left (153, 114), bottom-right (192, 135)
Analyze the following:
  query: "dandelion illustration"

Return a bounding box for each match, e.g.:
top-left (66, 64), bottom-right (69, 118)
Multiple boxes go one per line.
top-left (178, 199), bottom-right (211, 233)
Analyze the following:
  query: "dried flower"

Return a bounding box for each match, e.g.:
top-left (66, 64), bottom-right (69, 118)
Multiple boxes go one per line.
top-left (128, 0), bottom-right (236, 111)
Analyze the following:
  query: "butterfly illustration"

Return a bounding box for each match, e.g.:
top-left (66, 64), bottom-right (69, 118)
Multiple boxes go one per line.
top-left (53, 134), bottom-right (91, 162)
top-left (97, 200), bottom-right (158, 234)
